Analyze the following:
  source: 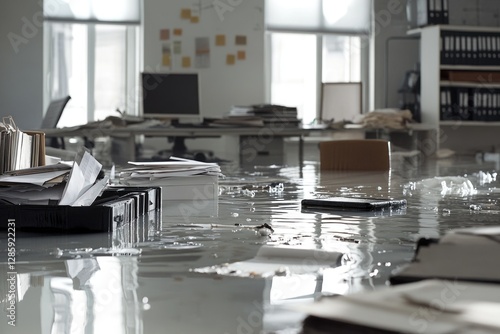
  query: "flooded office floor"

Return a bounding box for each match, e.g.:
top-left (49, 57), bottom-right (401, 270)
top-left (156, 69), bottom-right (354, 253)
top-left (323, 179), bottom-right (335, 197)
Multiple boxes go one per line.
top-left (1, 154), bottom-right (499, 333)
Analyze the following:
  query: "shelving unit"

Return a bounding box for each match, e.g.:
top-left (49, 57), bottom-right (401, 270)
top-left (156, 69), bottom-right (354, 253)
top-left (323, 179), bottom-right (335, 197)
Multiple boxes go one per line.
top-left (409, 25), bottom-right (500, 153)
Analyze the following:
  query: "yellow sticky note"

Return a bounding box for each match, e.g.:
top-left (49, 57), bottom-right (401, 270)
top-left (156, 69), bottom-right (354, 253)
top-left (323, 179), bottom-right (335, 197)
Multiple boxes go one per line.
top-left (160, 29), bottom-right (169, 41)
top-left (162, 54), bottom-right (171, 67)
top-left (226, 54), bottom-right (235, 65)
top-left (174, 28), bottom-right (182, 36)
top-left (215, 35), bottom-right (226, 46)
top-left (181, 8), bottom-right (191, 19)
top-left (190, 16), bottom-right (199, 23)
top-left (182, 56), bottom-right (191, 68)
top-left (237, 50), bottom-right (246, 60)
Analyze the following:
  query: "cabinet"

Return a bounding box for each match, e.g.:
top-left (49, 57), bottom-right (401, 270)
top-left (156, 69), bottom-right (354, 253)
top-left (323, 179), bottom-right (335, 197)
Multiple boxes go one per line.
top-left (410, 25), bottom-right (500, 153)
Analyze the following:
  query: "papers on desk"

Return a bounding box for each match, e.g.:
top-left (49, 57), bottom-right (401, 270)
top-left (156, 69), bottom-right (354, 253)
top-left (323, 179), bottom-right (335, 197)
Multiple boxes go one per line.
top-left (228, 104), bottom-right (301, 126)
top-left (119, 157), bottom-right (221, 201)
top-left (390, 226), bottom-right (500, 285)
top-left (205, 116), bottom-right (265, 127)
top-left (0, 147), bottom-right (107, 206)
top-left (294, 279), bottom-right (500, 334)
top-left (120, 157), bottom-right (222, 182)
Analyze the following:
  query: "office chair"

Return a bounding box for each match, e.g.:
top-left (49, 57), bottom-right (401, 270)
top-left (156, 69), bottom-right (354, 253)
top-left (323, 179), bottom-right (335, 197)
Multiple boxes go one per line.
top-left (319, 139), bottom-right (391, 171)
top-left (42, 95), bottom-right (71, 149)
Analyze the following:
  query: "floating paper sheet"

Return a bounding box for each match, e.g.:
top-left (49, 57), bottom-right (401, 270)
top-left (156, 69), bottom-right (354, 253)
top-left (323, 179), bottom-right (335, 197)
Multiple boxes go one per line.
top-left (194, 245), bottom-right (344, 277)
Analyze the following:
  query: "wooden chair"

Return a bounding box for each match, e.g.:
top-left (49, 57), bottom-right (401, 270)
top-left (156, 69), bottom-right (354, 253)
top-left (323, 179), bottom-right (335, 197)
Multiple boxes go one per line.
top-left (319, 139), bottom-right (391, 171)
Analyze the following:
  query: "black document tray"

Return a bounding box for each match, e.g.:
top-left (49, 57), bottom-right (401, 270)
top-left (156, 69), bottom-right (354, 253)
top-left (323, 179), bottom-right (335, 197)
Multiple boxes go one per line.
top-left (0, 186), bottom-right (162, 233)
top-left (0, 204), bottom-right (124, 232)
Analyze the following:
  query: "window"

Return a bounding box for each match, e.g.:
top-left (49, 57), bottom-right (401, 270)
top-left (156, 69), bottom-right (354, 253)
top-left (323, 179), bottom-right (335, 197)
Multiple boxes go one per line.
top-left (43, 0), bottom-right (141, 127)
top-left (266, 0), bottom-right (370, 124)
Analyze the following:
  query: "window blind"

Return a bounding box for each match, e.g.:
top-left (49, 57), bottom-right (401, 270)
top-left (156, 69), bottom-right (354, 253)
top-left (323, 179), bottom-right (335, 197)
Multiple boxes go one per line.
top-left (44, 0), bottom-right (141, 25)
top-left (265, 0), bottom-right (371, 34)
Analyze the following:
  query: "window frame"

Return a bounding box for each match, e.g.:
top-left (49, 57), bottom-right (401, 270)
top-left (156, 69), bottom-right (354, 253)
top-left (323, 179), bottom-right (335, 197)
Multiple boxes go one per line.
top-left (265, 31), bottom-right (370, 123)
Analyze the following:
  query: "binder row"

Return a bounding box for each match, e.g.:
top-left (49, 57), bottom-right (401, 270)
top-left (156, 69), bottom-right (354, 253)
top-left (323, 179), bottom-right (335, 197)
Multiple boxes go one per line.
top-left (418, 0), bottom-right (449, 26)
top-left (440, 31), bottom-right (500, 66)
top-left (0, 186), bottom-right (162, 232)
top-left (441, 86), bottom-right (500, 121)
top-left (0, 117), bottom-right (45, 174)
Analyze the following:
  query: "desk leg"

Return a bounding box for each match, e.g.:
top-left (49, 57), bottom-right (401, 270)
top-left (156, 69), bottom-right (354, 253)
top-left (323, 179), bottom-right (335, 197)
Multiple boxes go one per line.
top-left (299, 135), bottom-right (304, 166)
top-left (110, 135), bottom-right (136, 165)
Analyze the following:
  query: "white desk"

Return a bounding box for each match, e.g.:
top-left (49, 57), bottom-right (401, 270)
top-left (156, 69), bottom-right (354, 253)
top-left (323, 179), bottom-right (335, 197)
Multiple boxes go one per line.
top-left (43, 123), bottom-right (436, 165)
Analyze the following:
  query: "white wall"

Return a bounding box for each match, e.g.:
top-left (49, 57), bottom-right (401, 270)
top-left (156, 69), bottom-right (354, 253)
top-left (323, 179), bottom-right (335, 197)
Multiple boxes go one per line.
top-left (0, 0), bottom-right (44, 130)
top-left (142, 0), bottom-right (265, 119)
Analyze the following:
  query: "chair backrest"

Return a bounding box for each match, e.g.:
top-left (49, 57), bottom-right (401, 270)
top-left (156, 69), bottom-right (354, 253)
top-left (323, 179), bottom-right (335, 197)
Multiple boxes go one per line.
top-left (41, 96), bottom-right (71, 129)
top-left (319, 139), bottom-right (391, 171)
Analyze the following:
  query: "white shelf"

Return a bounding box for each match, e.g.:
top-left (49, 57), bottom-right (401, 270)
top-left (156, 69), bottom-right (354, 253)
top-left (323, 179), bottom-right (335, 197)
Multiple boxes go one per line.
top-left (440, 121), bottom-right (500, 127)
top-left (418, 25), bottom-right (500, 153)
top-left (440, 80), bottom-right (500, 88)
top-left (408, 25), bottom-right (500, 35)
top-left (440, 65), bottom-right (500, 71)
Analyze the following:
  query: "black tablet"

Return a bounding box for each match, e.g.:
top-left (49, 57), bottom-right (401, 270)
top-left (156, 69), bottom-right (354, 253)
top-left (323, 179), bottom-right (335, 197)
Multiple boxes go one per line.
top-left (301, 197), bottom-right (407, 212)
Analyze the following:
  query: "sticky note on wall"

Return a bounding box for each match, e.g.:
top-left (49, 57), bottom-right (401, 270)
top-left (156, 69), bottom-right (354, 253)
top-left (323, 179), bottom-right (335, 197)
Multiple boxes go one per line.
top-left (235, 35), bottom-right (247, 45)
top-left (226, 54), bottom-right (235, 65)
top-left (182, 56), bottom-right (191, 68)
top-left (181, 9), bottom-right (191, 19)
top-left (160, 29), bottom-right (170, 41)
top-left (215, 35), bottom-right (226, 46)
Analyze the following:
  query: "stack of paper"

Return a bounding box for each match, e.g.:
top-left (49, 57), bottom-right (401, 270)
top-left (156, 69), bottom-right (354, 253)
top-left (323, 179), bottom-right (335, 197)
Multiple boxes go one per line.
top-left (119, 157), bottom-right (221, 181)
top-left (0, 147), bottom-right (108, 206)
top-left (119, 157), bottom-right (222, 200)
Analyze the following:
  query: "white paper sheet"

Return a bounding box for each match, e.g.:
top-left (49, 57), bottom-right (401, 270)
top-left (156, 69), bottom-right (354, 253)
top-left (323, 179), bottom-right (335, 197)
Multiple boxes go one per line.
top-left (0, 170), bottom-right (69, 186)
top-left (195, 246), bottom-right (344, 277)
top-left (59, 148), bottom-right (102, 206)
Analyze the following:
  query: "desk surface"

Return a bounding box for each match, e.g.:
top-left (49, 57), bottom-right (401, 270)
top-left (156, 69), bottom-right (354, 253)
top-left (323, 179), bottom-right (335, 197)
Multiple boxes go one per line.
top-left (41, 122), bottom-right (435, 138)
top-left (0, 156), bottom-right (493, 333)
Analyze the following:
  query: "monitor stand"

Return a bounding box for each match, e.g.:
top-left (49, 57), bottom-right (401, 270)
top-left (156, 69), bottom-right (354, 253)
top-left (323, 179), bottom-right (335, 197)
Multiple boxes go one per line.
top-left (171, 136), bottom-right (188, 156)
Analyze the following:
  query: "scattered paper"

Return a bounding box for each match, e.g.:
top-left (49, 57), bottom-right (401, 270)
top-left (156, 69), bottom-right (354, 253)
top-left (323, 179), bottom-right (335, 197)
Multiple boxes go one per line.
top-left (59, 148), bottom-right (102, 206)
top-left (194, 245), bottom-right (344, 277)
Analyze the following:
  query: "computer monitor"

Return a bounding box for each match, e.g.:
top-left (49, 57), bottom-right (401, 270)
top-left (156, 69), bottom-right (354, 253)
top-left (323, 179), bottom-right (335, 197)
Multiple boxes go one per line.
top-left (141, 72), bottom-right (201, 122)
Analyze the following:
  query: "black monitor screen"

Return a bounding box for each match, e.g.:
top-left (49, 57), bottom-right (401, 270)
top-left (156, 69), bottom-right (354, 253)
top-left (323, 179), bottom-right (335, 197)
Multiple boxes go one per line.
top-left (141, 72), bottom-right (200, 119)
